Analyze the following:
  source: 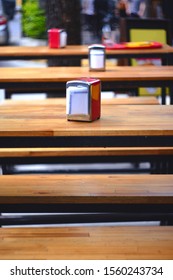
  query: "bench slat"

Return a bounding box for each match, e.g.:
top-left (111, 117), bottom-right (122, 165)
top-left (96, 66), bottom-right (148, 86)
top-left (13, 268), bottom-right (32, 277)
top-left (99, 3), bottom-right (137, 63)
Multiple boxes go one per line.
top-left (1, 226), bottom-right (173, 260)
top-left (0, 147), bottom-right (173, 157)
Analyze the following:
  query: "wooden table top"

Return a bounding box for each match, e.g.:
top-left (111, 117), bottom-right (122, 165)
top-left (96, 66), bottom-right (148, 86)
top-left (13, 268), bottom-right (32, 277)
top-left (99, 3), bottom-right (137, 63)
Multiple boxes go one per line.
top-left (1, 226), bottom-right (173, 259)
top-left (3, 96), bottom-right (159, 106)
top-left (0, 44), bottom-right (172, 58)
top-left (0, 174), bottom-right (172, 205)
top-left (0, 103), bottom-right (173, 137)
top-left (0, 66), bottom-right (173, 83)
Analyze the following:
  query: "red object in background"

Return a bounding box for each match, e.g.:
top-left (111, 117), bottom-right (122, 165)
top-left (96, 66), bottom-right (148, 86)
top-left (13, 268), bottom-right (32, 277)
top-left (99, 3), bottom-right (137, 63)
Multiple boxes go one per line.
top-left (0, 15), bottom-right (7, 25)
top-left (48, 28), bottom-right (67, 48)
top-left (104, 41), bottom-right (163, 50)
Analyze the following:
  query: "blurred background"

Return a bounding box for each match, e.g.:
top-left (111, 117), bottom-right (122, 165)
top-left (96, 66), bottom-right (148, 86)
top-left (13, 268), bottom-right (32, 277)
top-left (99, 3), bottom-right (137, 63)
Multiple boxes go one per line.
top-left (0, 0), bottom-right (172, 103)
top-left (0, 0), bottom-right (172, 47)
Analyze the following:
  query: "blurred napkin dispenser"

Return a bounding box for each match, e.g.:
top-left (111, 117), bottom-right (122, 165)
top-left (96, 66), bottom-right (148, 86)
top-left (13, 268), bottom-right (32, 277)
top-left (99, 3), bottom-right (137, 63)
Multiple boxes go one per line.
top-left (48, 28), bottom-right (67, 48)
top-left (88, 44), bottom-right (106, 71)
top-left (66, 78), bottom-right (101, 122)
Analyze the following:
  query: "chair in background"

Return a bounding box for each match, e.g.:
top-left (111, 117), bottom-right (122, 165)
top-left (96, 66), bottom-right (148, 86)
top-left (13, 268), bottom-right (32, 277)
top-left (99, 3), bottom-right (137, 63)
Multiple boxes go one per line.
top-left (119, 18), bottom-right (172, 99)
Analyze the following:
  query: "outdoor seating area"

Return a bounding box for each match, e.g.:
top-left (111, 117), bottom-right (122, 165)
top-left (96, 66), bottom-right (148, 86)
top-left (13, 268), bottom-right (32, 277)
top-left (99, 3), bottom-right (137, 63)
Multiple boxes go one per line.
top-left (0, 8), bottom-right (173, 261)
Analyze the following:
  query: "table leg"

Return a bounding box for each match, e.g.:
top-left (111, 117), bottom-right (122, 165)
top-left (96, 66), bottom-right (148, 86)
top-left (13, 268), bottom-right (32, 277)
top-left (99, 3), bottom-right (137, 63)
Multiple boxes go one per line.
top-left (161, 87), bottom-right (166, 104)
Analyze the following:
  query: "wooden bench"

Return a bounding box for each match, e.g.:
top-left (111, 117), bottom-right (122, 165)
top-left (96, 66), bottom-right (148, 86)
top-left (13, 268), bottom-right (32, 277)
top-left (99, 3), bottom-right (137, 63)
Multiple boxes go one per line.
top-left (1, 146), bottom-right (173, 174)
top-left (0, 66), bottom-right (172, 103)
top-left (0, 174), bottom-right (173, 225)
top-left (1, 146), bottom-right (172, 158)
top-left (1, 225), bottom-right (173, 259)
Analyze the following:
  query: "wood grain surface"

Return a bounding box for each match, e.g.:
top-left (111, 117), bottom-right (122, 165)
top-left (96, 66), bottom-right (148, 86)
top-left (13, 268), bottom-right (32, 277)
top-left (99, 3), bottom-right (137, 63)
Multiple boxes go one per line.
top-left (0, 103), bottom-right (172, 136)
top-left (0, 147), bottom-right (173, 157)
top-left (0, 44), bottom-right (172, 58)
top-left (2, 96), bottom-right (159, 106)
top-left (0, 66), bottom-right (172, 83)
top-left (0, 174), bottom-right (173, 204)
top-left (0, 226), bottom-right (173, 259)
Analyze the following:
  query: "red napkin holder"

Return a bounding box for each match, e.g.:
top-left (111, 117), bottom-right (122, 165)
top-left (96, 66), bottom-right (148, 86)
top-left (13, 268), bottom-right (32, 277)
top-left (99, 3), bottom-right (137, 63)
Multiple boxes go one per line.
top-left (48, 28), bottom-right (67, 48)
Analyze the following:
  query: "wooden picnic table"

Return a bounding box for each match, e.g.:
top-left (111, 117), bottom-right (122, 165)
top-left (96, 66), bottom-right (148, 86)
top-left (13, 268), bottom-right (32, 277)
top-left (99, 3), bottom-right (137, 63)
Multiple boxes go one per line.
top-left (0, 65), bottom-right (172, 104)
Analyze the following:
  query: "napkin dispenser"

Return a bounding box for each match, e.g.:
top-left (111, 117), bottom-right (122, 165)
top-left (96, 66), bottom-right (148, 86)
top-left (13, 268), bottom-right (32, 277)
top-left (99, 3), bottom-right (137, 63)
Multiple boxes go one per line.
top-left (88, 44), bottom-right (106, 71)
top-left (48, 28), bottom-right (67, 48)
top-left (66, 78), bottom-right (101, 122)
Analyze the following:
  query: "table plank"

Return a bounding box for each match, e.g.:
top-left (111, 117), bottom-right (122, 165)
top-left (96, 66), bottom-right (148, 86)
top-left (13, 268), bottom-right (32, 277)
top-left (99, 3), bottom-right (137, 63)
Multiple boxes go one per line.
top-left (0, 104), bottom-right (173, 137)
top-left (0, 174), bottom-right (173, 205)
top-left (101, 96), bottom-right (159, 105)
top-left (2, 96), bottom-right (159, 106)
top-left (1, 226), bottom-right (173, 259)
top-left (0, 66), bottom-right (172, 82)
top-left (0, 44), bottom-right (172, 59)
